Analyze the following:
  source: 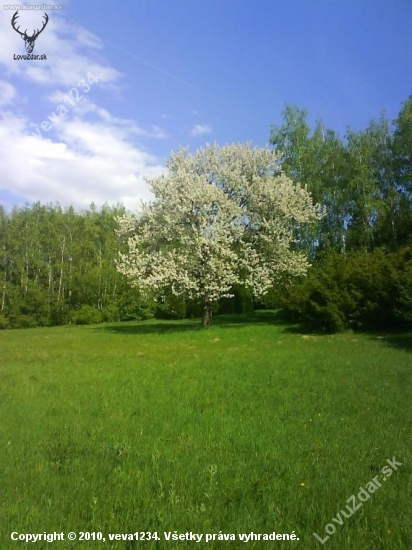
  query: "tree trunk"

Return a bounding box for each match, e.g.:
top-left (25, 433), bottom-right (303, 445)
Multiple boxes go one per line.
top-left (57, 236), bottom-right (65, 304)
top-left (98, 245), bottom-right (102, 309)
top-left (2, 249), bottom-right (7, 311)
top-left (202, 302), bottom-right (213, 327)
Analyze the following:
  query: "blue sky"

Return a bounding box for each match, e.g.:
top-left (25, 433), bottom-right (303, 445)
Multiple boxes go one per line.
top-left (0, 0), bottom-right (411, 210)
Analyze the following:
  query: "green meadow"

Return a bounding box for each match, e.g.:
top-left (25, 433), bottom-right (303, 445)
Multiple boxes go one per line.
top-left (1, 312), bottom-right (411, 549)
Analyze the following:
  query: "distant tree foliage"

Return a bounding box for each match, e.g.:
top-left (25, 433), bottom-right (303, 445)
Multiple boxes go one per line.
top-left (269, 95), bottom-right (412, 331)
top-left (270, 98), bottom-right (412, 253)
top-left (0, 202), bottom-right (152, 328)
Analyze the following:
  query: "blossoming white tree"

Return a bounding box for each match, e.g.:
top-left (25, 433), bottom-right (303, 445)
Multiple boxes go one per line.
top-left (116, 144), bottom-right (324, 326)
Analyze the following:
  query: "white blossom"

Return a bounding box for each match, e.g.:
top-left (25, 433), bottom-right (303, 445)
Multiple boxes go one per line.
top-left (116, 143), bottom-right (324, 325)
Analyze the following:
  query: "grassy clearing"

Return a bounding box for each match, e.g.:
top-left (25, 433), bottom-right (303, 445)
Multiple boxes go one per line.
top-left (0, 312), bottom-right (411, 549)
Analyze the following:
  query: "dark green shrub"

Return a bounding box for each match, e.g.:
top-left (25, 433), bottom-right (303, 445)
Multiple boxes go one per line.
top-left (9, 315), bottom-right (37, 329)
top-left (71, 305), bottom-right (102, 325)
top-left (49, 304), bottom-right (70, 326)
top-left (101, 305), bottom-right (120, 323)
top-left (155, 293), bottom-right (186, 320)
top-left (279, 247), bottom-right (412, 332)
top-left (117, 290), bottom-right (155, 321)
top-left (394, 255), bottom-right (412, 324)
top-left (219, 285), bottom-right (254, 315)
top-left (0, 314), bottom-right (9, 329)
top-left (186, 299), bottom-right (203, 318)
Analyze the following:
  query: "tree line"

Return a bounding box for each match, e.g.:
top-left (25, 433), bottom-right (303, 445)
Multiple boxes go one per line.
top-left (269, 95), bottom-right (412, 331)
top-left (1, 94), bottom-right (411, 330)
top-left (0, 203), bottom-right (150, 329)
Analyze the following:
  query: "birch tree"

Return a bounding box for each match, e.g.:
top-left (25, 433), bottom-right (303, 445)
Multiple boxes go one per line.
top-left (116, 144), bottom-right (324, 326)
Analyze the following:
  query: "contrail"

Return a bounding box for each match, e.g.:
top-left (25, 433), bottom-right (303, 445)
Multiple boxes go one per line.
top-left (103, 40), bottom-right (226, 106)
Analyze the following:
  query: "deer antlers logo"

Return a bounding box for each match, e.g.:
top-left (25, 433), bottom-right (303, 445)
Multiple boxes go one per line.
top-left (11, 11), bottom-right (49, 54)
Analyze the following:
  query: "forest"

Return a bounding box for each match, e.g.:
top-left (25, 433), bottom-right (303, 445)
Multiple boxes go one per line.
top-left (1, 94), bottom-right (411, 331)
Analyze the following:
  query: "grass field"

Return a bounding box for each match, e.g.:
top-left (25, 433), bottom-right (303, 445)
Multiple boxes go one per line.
top-left (1, 312), bottom-right (411, 549)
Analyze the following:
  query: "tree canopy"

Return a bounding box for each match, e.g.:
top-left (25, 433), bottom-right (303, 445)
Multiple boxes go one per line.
top-left (116, 144), bottom-right (323, 326)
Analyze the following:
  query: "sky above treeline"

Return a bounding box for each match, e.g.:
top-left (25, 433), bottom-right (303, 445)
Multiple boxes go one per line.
top-left (0, 0), bottom-right (411, 211)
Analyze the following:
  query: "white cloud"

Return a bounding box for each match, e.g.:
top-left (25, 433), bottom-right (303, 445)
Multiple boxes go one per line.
top-left (0, 9), bottom-right (169, 211)
top-left (149, 125), bottom-right (169, 139)
top-left (0, 109), bottom-right (165, 211)
top-left (42, 96), bottom-right (169, 139)
top-left (190, 123), bottom-right (212, 136)
top-left (0, 81), bottom-right (16, 105)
